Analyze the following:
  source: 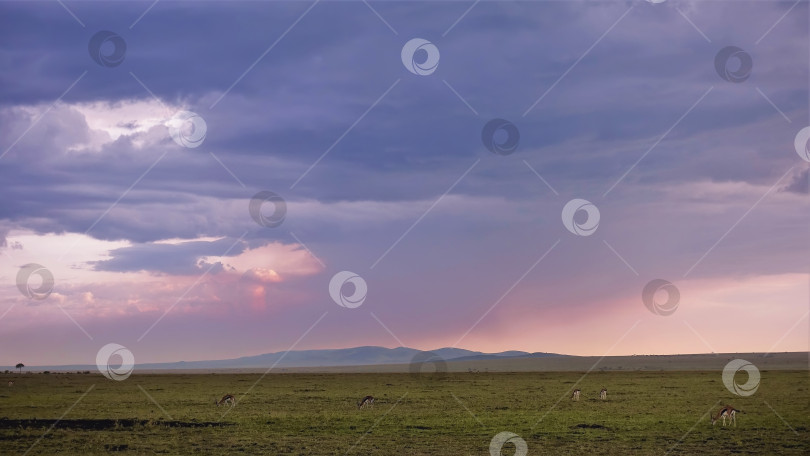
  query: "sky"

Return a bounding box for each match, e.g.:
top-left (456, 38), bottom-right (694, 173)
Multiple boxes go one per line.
top-left (0, 0), bottom-right (809, 366)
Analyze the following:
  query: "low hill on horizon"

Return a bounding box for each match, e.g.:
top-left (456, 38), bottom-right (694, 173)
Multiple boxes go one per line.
top-left (12, 345), bottom-right (565, 372)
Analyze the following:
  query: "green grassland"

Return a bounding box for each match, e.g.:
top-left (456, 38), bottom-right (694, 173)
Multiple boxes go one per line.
top-left (1, 370), bottom-right (808, 455)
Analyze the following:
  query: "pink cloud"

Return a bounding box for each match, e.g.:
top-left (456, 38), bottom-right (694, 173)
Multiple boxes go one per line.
top-left (0, 236), bottom-right (324, 329)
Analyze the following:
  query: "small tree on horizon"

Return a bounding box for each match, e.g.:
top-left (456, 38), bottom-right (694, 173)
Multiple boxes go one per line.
top-left (15, 363), bottom-right (24, 374)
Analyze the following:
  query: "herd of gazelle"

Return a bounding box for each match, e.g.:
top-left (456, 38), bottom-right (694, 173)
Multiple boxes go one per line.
top-left (220, 385), bottom-right (739, 425)
top-left (8, 379), bottom-right (745, 427)
top-left (217, 388), bottom-right (745, 428)
top-left (217, 388), bottom-right (741, 426)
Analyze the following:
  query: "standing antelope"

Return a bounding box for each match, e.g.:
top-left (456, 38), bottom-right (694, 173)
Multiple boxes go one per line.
top-left (215, 394), bottom-right (235, 407)
top-left (599, 388), bottom-right (607, 400)
top-left (571, 389), bottom-right (581, 401)
top-left (712, 405), bottom-right (741, 427)
top-left (7, 381), bottom-right (13, 387)
top-left (357, 395), bottom-right (374, 409)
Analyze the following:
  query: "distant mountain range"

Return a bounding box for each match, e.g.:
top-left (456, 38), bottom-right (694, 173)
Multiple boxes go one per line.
top-left (17, 346), bottom-right (565, 371)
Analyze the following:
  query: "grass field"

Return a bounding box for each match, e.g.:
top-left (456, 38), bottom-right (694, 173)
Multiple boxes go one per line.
top-left (1, 370), bottom-right (808, 455)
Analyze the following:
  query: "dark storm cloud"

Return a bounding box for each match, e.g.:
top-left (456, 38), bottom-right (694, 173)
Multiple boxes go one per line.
top-left (90, 236), bottom-right (246, 274)
top-left (0, 0), bottom-right (807, 273)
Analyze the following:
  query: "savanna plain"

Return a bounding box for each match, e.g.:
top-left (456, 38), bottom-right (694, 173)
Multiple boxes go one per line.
top-left (1, 370), bottom-right (808, 455)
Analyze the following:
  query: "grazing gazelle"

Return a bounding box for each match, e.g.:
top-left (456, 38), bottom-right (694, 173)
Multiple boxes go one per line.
top-left (712, 405), bottom-right (741, 427)
top-left (571, 389), bottom-right (581, 401)
top-left (599, 388), bottom-right (607, 400)
top-left (357, 395), bottom-right (374, 409)
top-left (215, 394), bottom-right (236, 407)
top-left (7, 381), bottom-right (13, 387)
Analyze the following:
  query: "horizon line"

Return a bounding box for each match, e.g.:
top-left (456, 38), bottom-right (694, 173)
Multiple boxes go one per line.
top-left (5, 346), bottom-right (809, 370)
